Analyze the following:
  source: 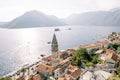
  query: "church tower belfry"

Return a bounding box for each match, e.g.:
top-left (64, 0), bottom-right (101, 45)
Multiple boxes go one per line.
top-left (51, 34), bottom-right (58, 52)
top-left (51, 34), bottom-right (59, 66)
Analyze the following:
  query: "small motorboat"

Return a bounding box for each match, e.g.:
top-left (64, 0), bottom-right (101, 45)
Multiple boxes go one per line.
top-left (47, 41), bottom-right (51, 44)
top-left (54, 28), bottom-right (60, 31)
top-left (68, 28), bottom-right (72, 30)
top-left (40, 54), bottom-right (45, 57)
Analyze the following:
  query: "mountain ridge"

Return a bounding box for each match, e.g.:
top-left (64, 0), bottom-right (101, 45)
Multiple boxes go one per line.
top-left (64, 8), bottom-right (120, 26)
top-left (1, 8), bottom-right (120, 28)
top-left (2, 10), bottom-right (65, 28)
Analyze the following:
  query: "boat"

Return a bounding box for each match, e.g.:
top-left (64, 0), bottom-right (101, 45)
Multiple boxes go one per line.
top-left (54, 28), bottom-right (60, 31)
top-left (68, 28), bottom-right (72, 30)
top-left (47, 41), bottom-right (51, 44)
top-left (40, 54), bottom-right (45, 57)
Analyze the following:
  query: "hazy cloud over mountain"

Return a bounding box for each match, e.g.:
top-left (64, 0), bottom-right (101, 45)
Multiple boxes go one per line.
top-left (65, 7), bottom-right (120, 26)
top-left (0, 0), bottom-right (120, 21)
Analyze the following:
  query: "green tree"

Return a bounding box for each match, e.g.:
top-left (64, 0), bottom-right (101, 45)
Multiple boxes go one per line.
top-left (116, 67), bottom-right (120, 77)
top-left (21, 68), bottom-right (26, 76)
top-left (72, 48), bottom-right (91, 66)
top-left (0, 77), bottom-right (12, 80)
top-left (108, 43), bottom-right (120, 50)
top-left (86, 62), bottom-right (94, 67)
top-left (92, 56), bottom-right (98, 64)
top-left (117, 47), bottom-right (120, 54)
top-left (72, 48), bottom-right (104, 67)
top-left (72, 53), bottom-right (82, 66)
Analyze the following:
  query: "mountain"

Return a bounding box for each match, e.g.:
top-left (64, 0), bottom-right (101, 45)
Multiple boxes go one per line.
top-left (0, 22), bottom-right (8, 27)
top-left (65, 8), bottom-right (120, 26)
top-left (2, 8), bottom-right (120, 28)
top-left (3, 10), bottom-right (65, 28)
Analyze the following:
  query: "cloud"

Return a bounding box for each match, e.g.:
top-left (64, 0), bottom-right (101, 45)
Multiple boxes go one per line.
top-left (0, 0), bottom-right (120, 21)
top-left (96, 0), bottom-right (120, 10)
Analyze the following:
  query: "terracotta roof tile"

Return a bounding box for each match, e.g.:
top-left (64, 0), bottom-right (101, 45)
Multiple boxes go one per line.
top-left (37, 64), bottom-right (54, 73)
top-left (16, 76), bottom-right (25, 80)
top-left (80, 41), bottom-right (109, 49)
top-left (58, 78), bottom-right (73, 80)
top-left (28, 75), bottom-right (33, 80)
top-left (66, 49), bottom-right (76, 55)
top-left (60, 60), bottom-right (70, 66)
top-left (58, 51), bottom-right (68, 59)
top-left (42, 55), bottom-right (52, 62)
top-left (66, 65), bottom-right (82, 78)
top-left (33, 74), bottom-right (43, 80)
top-left (105, 49), bottom-right (118, 61)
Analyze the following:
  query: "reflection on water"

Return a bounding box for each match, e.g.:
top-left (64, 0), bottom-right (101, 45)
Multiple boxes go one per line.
top-left (0, 26), bottom-right (120, 76)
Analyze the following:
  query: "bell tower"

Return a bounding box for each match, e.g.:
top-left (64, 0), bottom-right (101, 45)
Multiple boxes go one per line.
top-left (51, 34), bottom-right (59, 66)
top-left (51, 34), bottom-right (58, 52)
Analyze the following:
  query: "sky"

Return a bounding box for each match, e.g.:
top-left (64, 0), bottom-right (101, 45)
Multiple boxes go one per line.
top-left (0, 0), bottom-right (120, 21)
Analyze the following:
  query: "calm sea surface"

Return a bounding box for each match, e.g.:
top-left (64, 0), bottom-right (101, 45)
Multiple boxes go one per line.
top-left (0, 26), bottom-right (120, 76)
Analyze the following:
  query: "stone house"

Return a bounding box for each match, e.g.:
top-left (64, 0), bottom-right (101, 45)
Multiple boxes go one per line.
top-left (36, 64), bottom-right (54, 77)
top-left (54, 68), bottom-right (64, 79)
top-left (65, 65), bottom-right (83, 80)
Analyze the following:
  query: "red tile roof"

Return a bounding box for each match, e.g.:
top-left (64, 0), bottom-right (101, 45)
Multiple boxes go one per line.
top-left (37, 64), bottom-right (54, 73)
top-left (16, 76), bottom-right (25, 80)
top-left (58, 51), bottom-right (68, 59)
top-left (33, 74), bottom-right (43, 80)
top-left (80, 41), bottom-right (109, 49)
top-left (66, 65), bottom-right (83, 78)
top-left (42, 55), bottom-right (52, 62)
top-left (58, 78), bottom-right (73, 80)
top-left (28, 75), bottom-right (33, 80)
top-left (60, 60), bottom-right (70, 66)
top-left (66, 49), bottom-right (76, 55)
top-left (105, 49), bottom-right (118, 61)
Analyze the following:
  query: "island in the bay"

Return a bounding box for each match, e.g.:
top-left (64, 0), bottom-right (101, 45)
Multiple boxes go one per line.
top-left (0, 32), bottom-right (120, 80)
